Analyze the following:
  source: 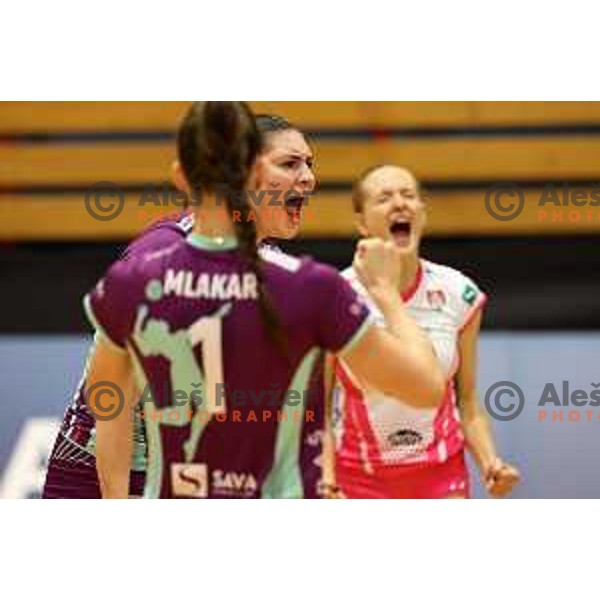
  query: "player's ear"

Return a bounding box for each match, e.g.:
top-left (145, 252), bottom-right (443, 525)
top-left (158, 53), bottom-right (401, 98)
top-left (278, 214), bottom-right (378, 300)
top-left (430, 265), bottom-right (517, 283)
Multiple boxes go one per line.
top-left (247, 156), bottom-right (266, 192)
top-left (355, 211), bottom-right (369, 238)
top-left (172, 161), bottom-right (190, 195)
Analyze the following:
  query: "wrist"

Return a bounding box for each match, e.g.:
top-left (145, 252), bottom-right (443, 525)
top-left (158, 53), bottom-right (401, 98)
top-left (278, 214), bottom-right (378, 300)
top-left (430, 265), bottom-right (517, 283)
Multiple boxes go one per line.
top-left (368, 285), bottom-right (402, 309)
top-left (479, 454), bottom-right (500, 475)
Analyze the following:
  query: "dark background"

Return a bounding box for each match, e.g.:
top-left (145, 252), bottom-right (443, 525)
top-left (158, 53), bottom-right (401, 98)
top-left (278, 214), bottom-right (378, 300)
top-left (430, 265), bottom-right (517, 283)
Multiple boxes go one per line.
top-left (2, 234), bottom-right (598, 333)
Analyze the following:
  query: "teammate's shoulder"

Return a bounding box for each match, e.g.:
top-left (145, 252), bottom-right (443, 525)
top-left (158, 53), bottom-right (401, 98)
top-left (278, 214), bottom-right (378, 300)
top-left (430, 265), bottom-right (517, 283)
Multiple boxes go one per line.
top-left (91, 256), bottom-right (143, 307)
top-left (340, 266), bottom-right (356, 282)
top-left (138, 214), bottom-right (191, 240)
top-left (271, 254), bottom-right (348, 294)
top-left (259, 246), bottom-right (338, 283)
top-left (120, 212), bottom-right (192, 260)
top-left (107, 253), bottom-right (139, 278)
top-left (259, 244), bottom-right (303, 273)
top-left (301, 255), bottom-right (341, 278)
top-left (114, 237), bottom-right (183, 287)
top-left (422, 259), bottom-right (486, 315)
top-left (423, 259), bottom-right (480, 291)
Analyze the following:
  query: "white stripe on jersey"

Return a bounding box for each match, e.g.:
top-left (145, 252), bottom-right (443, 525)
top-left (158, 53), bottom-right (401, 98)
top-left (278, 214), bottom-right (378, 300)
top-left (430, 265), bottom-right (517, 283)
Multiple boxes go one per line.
top-left (259, 245), bottom-right (302, 272)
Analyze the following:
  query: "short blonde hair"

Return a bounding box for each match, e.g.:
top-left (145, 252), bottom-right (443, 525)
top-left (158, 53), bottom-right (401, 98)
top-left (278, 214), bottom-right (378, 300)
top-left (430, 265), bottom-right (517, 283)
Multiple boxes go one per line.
top-left (352, 164), bottom-right (423, 214)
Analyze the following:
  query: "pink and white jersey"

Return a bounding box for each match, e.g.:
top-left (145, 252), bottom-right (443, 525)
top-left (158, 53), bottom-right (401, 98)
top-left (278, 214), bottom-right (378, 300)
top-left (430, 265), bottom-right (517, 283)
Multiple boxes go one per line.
top-left (334, 259), bottom-right (487, 472)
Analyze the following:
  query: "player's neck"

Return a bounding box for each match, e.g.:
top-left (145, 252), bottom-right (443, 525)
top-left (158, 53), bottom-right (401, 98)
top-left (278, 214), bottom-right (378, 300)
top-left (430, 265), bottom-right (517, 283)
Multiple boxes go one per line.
top-left (191, 200), bottom-right (265, 242)
top-left (398, 253), bottom-right (421, 297)
top-left (192, 197), bottom-right (235, 239)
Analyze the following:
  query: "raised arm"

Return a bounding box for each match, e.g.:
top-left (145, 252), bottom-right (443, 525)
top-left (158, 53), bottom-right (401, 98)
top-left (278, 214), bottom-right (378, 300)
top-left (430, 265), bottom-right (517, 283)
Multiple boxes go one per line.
top-left (340, 239), bottom-right (445, 409)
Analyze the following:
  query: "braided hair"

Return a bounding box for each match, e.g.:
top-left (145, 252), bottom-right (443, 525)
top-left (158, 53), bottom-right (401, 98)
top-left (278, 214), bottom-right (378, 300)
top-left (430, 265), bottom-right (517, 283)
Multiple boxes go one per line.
top-left (177, 101), bottom-right (286, 354)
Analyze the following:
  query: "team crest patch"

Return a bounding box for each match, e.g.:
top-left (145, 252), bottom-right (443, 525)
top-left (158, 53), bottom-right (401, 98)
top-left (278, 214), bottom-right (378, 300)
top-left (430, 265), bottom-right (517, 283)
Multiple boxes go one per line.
top-left (462, 285), bottom-right (478, 306)
top-left (426, 289), bottom-right (447, 310)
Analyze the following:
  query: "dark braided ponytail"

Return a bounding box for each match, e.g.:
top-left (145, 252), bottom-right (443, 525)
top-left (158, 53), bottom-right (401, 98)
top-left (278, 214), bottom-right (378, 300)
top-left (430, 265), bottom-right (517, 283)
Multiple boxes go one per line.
top-left (177, 101), bottom-right (286, 354)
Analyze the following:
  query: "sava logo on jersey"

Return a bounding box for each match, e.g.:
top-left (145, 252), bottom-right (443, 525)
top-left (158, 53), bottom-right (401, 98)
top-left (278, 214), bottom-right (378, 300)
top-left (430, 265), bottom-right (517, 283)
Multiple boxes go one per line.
top-left (387, 429), bottom-right (424, 447)
top-left (171, 463), bottom-right (209, 498)
top-left (171, 463), bottom-right (257, 498)
top-left (211, 469), bottom-right (258, 498)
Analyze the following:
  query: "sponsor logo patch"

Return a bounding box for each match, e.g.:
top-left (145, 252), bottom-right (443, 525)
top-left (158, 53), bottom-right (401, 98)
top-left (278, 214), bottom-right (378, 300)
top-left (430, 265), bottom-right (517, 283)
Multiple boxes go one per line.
top-left (211, 470), bottom-right (258, 498)
top-left (462, 285), bottom-right (478, 306)
top-left (171, 463), bottom-right (208, 498)
top-left (388, 429), bottom-right (423, 447)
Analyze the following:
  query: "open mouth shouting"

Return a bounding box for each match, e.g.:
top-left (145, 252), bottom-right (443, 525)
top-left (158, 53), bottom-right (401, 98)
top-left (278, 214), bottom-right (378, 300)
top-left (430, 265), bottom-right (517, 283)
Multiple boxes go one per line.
top-left (389, 215), bottom-right (413, 247)
top-left (284, 193), bottom-right (305, 224)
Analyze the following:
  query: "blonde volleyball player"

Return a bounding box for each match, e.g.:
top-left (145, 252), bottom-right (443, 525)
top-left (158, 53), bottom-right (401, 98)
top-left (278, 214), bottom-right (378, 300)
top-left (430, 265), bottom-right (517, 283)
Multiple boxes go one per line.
top-left (331, 165), bottom-right (521, 499)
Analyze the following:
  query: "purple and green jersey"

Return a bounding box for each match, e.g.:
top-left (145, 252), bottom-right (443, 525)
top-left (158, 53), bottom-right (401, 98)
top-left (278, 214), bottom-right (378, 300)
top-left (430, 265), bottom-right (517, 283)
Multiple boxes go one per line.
top-left (84, 233), bottom-right (372, 498)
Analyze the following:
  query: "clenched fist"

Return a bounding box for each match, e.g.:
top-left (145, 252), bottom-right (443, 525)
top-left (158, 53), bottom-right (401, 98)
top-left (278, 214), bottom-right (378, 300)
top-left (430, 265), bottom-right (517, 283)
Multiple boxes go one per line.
top-left (353, 238), bottom-right (402, 296)
top-left (484, 458), bottom-right (521, 498)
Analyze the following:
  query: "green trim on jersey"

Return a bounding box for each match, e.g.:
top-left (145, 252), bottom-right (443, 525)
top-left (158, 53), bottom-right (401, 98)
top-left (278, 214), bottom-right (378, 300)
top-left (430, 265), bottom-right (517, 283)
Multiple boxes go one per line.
top-left (129, 351), bottom-right (164, 499)
top-left (130, 305), bottom-right (211, 498)
top-left (186, 232), bottom-right (238, 252)
top-left (261, 347), bottom-right (321, 499)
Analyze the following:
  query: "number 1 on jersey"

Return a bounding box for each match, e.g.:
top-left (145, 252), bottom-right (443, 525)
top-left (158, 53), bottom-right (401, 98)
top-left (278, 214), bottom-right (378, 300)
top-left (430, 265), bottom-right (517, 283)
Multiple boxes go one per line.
top-left (188, 304), bottom-right (230, 414)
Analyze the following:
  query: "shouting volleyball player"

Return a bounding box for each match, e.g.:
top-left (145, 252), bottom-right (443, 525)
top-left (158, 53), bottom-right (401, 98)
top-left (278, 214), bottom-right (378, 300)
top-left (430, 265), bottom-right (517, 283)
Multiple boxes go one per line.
top-left (332, 165), bottom-right (521, 499)
top-left (85, 102), bottom-right (445, 499)
top-left (42, 113), bottom-right (316, 498)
